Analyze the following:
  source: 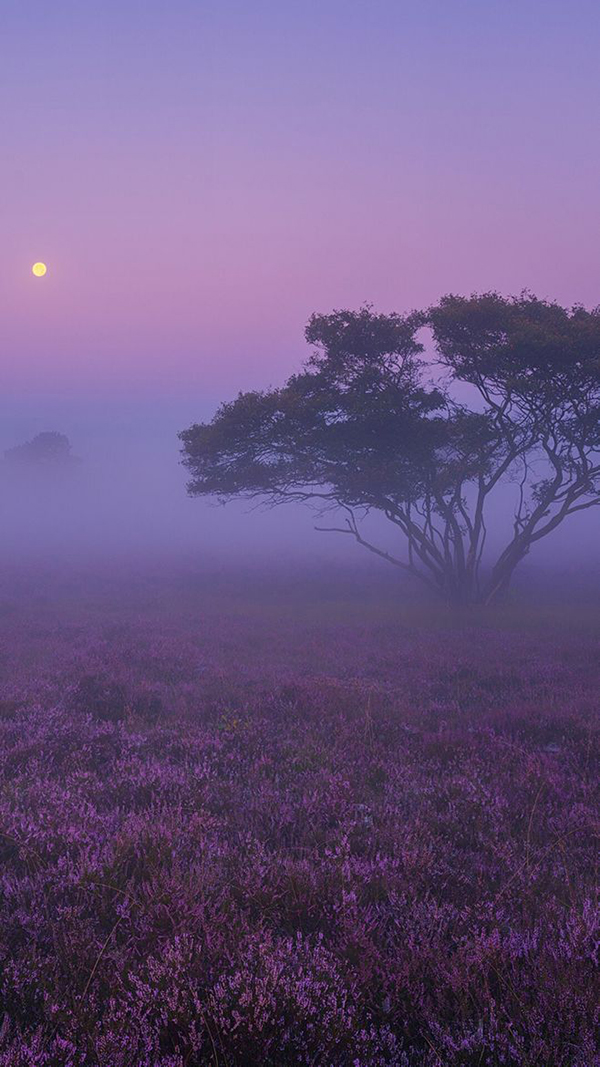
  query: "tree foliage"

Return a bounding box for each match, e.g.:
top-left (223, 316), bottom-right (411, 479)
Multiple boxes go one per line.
top-left (180, 295), bottom-right (600, 604)
top-left (4, 431), bottom-right (78, 468)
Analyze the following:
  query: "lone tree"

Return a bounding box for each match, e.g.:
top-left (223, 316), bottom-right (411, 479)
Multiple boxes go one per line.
top-left (180, 294), bottom-right (600, 605)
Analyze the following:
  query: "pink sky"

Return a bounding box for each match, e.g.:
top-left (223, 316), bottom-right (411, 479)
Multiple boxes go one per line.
top-left (1, 0), bottom-right (599, 399)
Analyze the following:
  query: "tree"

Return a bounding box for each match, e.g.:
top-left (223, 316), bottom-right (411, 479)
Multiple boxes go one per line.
top-left (180, 295), bottom-right (600, 605)
top-left (4, 432), bottom-right (78, 468)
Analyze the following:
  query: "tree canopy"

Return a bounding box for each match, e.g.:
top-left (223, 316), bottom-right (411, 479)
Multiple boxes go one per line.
top-left (180, 294), bottom-right (600, 604)
top-left (4, 432), bottom-right (78, 468)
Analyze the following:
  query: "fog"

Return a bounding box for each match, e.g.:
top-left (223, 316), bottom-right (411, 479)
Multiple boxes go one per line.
top-left (0, 394), bottom-right (598, 598)
top-left (0, 395), bottom-right (356, 566)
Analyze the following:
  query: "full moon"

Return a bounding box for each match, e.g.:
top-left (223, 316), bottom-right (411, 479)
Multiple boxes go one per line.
top-left (32, 262), bottom-right (47, 277)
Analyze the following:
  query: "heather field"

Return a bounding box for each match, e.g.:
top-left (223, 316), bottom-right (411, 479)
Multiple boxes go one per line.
top-left (0, 563), bottom-right (597, 1067)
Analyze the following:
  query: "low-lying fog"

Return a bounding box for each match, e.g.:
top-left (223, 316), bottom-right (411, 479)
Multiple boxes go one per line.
top-left (0, 396), bottom-right (598, 597)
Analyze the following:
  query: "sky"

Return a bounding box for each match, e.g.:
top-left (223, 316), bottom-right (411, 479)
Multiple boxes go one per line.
top-left (1, 0), bottom-right (600, 404)
top-left (0, 0), bottom-right (598, 569)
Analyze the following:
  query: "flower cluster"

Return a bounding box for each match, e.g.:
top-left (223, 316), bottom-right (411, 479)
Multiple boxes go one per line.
top-left (0, 571), bottom-right (597, 1065)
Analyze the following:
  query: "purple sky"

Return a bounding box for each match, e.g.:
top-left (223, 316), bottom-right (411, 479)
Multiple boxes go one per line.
top-left (2, 0), bottom-right (599, 400)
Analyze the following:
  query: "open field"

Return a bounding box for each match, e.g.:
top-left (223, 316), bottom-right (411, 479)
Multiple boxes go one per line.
top-left (0, 563), bottom-right (597, 1066)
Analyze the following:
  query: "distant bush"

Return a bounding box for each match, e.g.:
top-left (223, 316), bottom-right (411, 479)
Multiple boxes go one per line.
top-left (130, 688), bottom-right (164, 723)
top-left (4, 431), bottom-right (79, 468)
top-left (69, 674), bottom-right (128, 722)
top-left (69, 675), bottom-right (166, 724)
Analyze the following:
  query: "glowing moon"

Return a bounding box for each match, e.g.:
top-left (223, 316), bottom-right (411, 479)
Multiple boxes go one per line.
top-left (32, 262), bottom-right (47, 277)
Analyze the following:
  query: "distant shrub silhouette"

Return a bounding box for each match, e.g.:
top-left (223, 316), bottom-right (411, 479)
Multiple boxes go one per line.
top-left (69, 674), bottom-right (165, 724)
top-left (4, 431), bottom-right (79, 467)
top-left (130, 688), bottom-right (164, 723)
top-left (69, 674), bottom-right (128, 722)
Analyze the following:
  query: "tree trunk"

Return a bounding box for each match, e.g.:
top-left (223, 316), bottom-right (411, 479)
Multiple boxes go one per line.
top-left (482, 544), bottom-right (530, 605)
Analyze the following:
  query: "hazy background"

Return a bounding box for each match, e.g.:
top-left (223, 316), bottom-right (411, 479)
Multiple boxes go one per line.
top-left (1, 0), bottom-right (599, 576)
